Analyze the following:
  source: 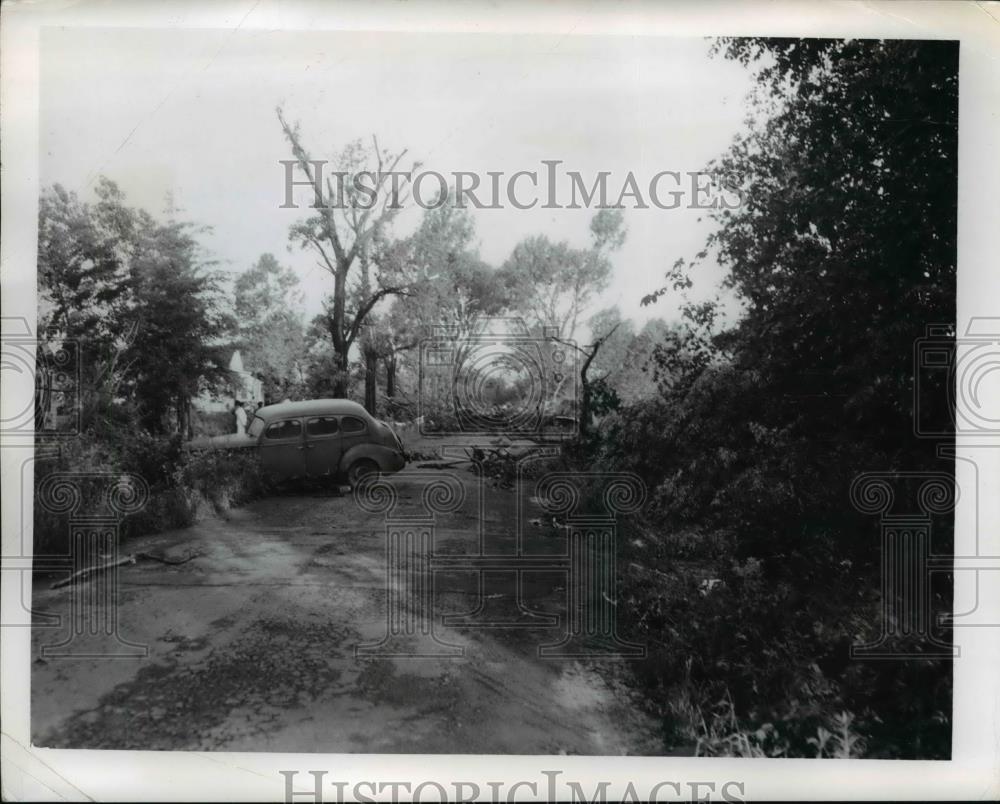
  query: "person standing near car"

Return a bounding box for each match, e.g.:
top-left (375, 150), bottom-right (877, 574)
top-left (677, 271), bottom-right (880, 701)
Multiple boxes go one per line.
top-left (234, 399), bottom-right (247, 435)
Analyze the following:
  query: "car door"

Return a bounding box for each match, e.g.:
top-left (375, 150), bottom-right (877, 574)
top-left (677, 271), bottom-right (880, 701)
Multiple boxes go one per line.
top-left (260, 418), bottom-right (305, 480)
top-left (339, 414), bottom-right (370, 459)
top-left (304, 415), bottom-right (342, 478)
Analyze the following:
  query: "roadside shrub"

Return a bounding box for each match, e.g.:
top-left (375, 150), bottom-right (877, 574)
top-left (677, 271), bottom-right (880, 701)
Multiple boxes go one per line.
top-left (420, 402), bottom-right (461, 434)
top-left (612, 515), bottom-right (951, 758)
top-left (191, 408), bottom-right (234, 437)
top-left (178, 447), bottom-right (271, 511)
top-left (584, 346), bottom-right (953, 759)
top-left (33, 420), bottom-right (272, 559)
top-left (33, 436), bottom-right (117, 557)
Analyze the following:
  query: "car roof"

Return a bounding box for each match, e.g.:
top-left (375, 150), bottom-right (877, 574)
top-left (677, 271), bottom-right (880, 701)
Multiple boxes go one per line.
top-left (254, 398), bottom-right (371, 422)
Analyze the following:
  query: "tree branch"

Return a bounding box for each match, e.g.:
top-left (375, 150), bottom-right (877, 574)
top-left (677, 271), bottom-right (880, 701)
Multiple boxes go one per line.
top-left (345, 285), bottom-right (411, 347)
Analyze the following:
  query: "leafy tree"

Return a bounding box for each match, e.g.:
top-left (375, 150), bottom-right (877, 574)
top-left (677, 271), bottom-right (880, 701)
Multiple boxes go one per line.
top-left (38, 179), bottom-right (132, 344)
top-left (127, 215), bottom-right (232, 433)
top-left (382, 205), bottom-right (513, 413)
top-left (233, 253), bottom-right (307, 402)
top-left (37, 179), bottom-right (143, 423)
top-left (505, 210), bottom-right (627, 435)
top-left (586, 311), bottom-right (667, 405)
top-left (711, 38), bottom-right (955, 448)
top-left (642, 37), bottom-right (957, 542)
top-left (629, 37), bottom-right (958, 758)
top-left (38, 178), bottom-right (233, 434)
top-left (500, 209), bottom-right (625, 341)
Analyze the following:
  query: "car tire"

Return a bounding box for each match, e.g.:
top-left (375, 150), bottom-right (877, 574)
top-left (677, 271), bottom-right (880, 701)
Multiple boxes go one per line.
top-left (346, 458), bottom-right (379, 488)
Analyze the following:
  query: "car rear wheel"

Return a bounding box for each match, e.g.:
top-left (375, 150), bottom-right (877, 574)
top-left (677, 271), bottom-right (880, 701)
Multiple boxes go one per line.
top-left (346, 458), bottom-right (379, 488)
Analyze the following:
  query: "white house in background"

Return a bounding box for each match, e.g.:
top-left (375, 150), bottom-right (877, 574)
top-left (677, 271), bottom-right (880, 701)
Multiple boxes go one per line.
top-left (192, 349), bottom-right (264, 413)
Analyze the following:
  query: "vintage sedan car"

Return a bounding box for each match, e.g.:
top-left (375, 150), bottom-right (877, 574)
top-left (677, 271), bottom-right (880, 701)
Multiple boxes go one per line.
top-left (186, 399), bottom-right (406, 486)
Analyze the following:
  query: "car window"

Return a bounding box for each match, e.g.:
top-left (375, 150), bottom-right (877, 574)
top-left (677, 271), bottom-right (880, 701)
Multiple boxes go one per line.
top-left (307, 416), bottom-right (340, 437)
top-left (247, 416), bottom-right (266, 438)
top-left (341, 416), bottom-right (367, 434)
top-left (264, 419), bottom-right (302, 440)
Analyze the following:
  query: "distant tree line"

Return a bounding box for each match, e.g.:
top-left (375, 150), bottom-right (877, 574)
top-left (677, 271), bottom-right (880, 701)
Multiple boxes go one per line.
top-left (37, 172), bottom-right (666, 439)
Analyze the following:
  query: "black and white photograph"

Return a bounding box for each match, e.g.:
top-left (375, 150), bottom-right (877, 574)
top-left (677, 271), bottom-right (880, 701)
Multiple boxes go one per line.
top-left (2, 1), bottom-right (999, 801)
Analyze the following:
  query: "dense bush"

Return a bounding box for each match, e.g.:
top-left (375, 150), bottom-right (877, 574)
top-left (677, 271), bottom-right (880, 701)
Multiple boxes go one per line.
top-left (612, 506), bottom-right (951, 757)
top-left (33, 424), bottom-right (271, 558)
top-left (584, 38), bottom-right (958, 758)
top-left (177, 446), bottom-right (272, 512)
top-left (190, 408), bottom-right (235, 437)
top-left (593, 370), bottom-right (953, 758)
top-left (419, 402), bottom-right (461, 435)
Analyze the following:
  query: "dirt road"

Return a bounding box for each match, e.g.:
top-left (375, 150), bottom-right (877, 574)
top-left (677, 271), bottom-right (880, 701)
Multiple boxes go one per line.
top-left (30, 466), bottom-right (663, 754)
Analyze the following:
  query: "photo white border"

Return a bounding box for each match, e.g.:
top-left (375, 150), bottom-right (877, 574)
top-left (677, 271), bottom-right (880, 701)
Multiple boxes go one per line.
top-left (2, 1), bottom-right (998, 800)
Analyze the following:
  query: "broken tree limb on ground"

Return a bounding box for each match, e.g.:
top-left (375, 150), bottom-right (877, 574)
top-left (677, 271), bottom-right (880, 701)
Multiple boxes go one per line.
top-left (51, 555), bottom-right (136, 589)
top-left (414, 459), bottom-right (469, 470)
top-left (51, 551), bottom-right (201, 589)
top-left (136, 551), bottom-right (201, 566)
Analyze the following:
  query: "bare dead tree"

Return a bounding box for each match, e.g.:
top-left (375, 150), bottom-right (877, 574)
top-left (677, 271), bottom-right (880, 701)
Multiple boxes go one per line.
top-left (278, 108), bottom-right (416, 397)
top-left (553, 322), bottom-right (622, 440)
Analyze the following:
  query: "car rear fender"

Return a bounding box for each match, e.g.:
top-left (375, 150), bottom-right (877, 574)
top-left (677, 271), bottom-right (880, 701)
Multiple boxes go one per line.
top-left (339, 444), bottom-right (397, 476)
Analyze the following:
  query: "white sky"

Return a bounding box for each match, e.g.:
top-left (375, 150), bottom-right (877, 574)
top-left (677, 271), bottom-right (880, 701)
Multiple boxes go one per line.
top-left (40, 27), bottom-right (754, 332)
